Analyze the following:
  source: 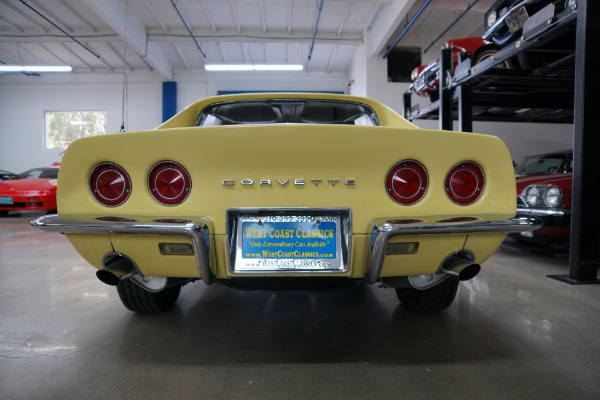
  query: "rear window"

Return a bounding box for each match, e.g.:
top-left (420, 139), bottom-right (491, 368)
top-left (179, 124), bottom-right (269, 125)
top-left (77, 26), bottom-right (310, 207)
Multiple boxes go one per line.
top-left (197, 99), bottom-right (379, 126)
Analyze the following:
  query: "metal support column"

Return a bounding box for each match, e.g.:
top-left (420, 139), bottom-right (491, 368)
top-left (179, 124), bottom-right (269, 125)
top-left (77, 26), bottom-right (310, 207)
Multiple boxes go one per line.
top-left (553, 0), bottom-right (600, 284)
top-left (439, 47), bottom-right (453, 130)
top-left (403, 92), bottom-right (412, 120)
top-left (457, 85), bottom-right (472, 132)
top-left (162, 81), bottom-right (177, 123)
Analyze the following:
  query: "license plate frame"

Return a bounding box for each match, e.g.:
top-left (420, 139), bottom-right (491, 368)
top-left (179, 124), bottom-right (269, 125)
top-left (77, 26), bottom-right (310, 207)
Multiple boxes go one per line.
top-left (506, 6), bottom-right (529, 33)
top-left (0, 196), bottom-right (13, 205)
top-left (226, 208), bottom-right (352, 274)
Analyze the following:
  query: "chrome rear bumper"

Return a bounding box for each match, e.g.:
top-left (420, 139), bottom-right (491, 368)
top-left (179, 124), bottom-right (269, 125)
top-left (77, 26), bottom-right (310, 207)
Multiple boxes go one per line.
top-left (365, 216), bottom-right (542, 284)
top-left (31, 215), bottom-right (213, 284)
top-left (32, 214), bottom-right (541, 286)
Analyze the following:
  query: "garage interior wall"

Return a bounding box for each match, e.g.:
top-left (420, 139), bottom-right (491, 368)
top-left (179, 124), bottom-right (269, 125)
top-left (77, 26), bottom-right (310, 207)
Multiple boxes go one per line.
top-left (0, 72), bottom-right (348, 173)
top-left (1, 48), bottom-right (572, 173)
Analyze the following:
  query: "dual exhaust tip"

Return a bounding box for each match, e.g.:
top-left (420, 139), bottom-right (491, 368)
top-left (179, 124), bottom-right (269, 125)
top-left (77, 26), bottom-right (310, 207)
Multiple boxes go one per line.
top-left (97, 252), bottom-right (480, 293)
top-left (441, 253), bottom-right (481, 281)
top-left (96, 256), bottom-right (134, 286)
top-left (97, 254), bottom-right (167, 292)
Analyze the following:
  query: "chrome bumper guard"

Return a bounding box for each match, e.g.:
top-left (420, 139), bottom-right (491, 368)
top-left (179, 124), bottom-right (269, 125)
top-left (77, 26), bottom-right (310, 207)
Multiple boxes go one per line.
top-left (366, 216), bottom-right (542, 284)
top-left (30, 215), bottom-right (213, 285)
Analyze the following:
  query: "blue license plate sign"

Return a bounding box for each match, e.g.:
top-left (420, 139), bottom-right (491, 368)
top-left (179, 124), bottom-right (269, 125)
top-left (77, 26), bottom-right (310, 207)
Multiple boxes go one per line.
top-left (0, 196), bottom-right (13, 205)
top-left (235, 215), bottom-right (342, 271)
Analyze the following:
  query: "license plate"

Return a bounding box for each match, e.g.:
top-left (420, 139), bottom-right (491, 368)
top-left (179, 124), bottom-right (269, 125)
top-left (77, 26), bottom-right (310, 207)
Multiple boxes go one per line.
top-left (227, 209), bottom-right (351, 273)
top-left (0, 196), bottom-right (13, 205)
top-left (521, 230), bottom-right (534, 238)
top-left (506, 6), bottom-right (529, 33)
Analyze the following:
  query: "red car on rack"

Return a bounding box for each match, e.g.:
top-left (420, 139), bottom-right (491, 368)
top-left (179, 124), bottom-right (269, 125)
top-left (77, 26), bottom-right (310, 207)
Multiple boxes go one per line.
top-left (0, 166), bottom-right (59, 216)
top-left (510, 150), bottom-right (572, 247)
top-left (409, 36), bottom-right (510, 102)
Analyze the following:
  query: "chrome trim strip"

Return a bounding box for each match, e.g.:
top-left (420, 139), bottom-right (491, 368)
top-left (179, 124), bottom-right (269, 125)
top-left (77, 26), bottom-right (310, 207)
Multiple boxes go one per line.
top-left (483, 0), bottom-right (537, 40)
top-left (30, 215), bottom-right (213, 285)
top-left (516, 207), bottom-right (570, 217)
top-left (365, 216), bottom-right (542, 284)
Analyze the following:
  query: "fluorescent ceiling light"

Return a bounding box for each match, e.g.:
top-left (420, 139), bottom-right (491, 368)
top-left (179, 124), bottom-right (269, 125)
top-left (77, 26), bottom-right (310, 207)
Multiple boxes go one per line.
top-left (205, 64), bottom-right (303, 72)
top-left (0, 65), bottom-right (73, 73)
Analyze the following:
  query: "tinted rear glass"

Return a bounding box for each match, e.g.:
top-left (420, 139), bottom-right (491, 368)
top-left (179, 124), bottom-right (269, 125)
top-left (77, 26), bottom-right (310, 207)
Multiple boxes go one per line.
top-left (197, 99), bottom-right (379, 126)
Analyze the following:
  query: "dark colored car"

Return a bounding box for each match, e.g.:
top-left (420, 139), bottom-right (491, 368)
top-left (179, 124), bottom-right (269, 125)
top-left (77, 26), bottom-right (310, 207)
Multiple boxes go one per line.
top-left (510, 150), bottom-right (572, 247)
top-left (483, 1), bottom-right (577, 52)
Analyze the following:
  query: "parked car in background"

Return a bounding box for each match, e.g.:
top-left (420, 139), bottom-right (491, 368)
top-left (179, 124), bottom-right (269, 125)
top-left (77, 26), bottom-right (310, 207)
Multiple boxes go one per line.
top-left (409, 36), bottom-right (511, 102)
top-left (31, 93), bottom-right (539, 314)
top-left (483, 0), bottom-right (578, 68)
top-left (510, 150), bottom-right (572, 247)
top-left (0, 169), bottom-right (15, 181)
top-left (0, 166), bottom-right (59, 216)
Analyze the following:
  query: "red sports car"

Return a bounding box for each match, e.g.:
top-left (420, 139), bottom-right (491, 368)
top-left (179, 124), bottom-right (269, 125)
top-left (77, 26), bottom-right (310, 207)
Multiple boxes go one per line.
top-left (510, 150), bottom-right (572, 247)
top-left (0, 166), bottom-right (59, 216)
top-left (409, 36), bottom-right (511, 101)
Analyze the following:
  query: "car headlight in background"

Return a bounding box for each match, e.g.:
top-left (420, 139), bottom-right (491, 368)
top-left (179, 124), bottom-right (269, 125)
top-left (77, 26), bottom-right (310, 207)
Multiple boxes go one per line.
top-left (544, 186), bottom-right (564, 208)
top-left (522, 185), bottom-right (564, 208)
top-left (486, 10), bottom-right (497, 29)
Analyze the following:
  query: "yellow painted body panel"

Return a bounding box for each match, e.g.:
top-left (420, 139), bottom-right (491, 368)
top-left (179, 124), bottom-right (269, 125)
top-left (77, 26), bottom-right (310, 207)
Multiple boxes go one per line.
top-left (55, 93), bottom-right (516, 281)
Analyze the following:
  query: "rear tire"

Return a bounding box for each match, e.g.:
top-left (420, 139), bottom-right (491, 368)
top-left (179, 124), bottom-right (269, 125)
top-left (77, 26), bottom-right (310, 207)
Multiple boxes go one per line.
top-left (116, 278), bottom-right (181, 313)
top-left (395, 277), bottom-right (459, 313)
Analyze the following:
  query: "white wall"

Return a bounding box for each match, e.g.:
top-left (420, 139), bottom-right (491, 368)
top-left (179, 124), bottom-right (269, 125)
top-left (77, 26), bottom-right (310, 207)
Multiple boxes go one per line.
top-left (0, 72), bottom-right (348, 173)
top-left (1, 46), bottom-right (574, 173)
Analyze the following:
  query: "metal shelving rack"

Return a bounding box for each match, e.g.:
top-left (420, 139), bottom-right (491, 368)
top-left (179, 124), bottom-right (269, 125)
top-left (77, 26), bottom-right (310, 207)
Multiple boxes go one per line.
top-left (403, 1), bottom-right (599, 284)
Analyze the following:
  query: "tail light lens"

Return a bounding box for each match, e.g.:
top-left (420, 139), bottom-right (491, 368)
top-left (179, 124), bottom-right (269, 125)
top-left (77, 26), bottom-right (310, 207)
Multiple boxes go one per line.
top-left (445, 161), bottom-right (485, 205)
top-left (148, 161), bottom-right (191, 206)
top-left (89, 162), bottom-right (131, 207)
top-left (386, 160), bottom-right (428, 205)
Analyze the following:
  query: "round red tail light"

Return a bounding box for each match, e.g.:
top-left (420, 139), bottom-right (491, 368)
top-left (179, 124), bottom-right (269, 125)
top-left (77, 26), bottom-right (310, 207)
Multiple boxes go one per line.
top-left (148, 161), bottom-right (191, 206)
top-left (386, 160), bottom-right (428, 205)
top-left (445, 161), bottom-right (485, 205)
top-left (89, 162), bottom-right (131, 207)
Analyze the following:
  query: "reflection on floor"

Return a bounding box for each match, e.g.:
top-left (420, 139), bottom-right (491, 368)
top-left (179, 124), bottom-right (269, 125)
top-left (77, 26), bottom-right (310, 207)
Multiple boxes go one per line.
top-left (1, 213), bottom-right (599, 399)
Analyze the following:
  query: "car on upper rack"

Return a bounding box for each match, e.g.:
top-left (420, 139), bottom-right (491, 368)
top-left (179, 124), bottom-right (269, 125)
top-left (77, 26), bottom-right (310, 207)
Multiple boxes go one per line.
top-left (483, 0), bottom-right (578, 68)
top-left (0, 166), bottom-right (59, 216)
top-left (409, 36), bottom-right (511, 102)
top-left (0, 169), bottom-right (16, 181)
top-left (509, 150), bottom-right (572, 248)
top-left (31, 93), bottom-right (539, 314)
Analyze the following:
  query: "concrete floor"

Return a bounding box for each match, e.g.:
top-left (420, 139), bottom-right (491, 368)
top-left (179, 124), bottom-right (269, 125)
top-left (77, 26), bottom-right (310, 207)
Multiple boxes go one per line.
top-left (1, 212), bottom-right (599, 400)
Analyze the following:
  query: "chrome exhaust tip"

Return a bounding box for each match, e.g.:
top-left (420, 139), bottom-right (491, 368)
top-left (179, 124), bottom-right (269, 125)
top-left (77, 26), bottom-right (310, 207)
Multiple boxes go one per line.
top-left (441, 252), bottom-right (481, 281)
top-left (97, 255), bottom-right (135, 286)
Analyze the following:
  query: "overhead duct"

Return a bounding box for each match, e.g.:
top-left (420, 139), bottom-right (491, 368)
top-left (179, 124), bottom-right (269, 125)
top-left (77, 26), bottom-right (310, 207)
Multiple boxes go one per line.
top-left (308, 0), bottom-right (324, 61)
top-left (383, 0), bottom-right (432, 59)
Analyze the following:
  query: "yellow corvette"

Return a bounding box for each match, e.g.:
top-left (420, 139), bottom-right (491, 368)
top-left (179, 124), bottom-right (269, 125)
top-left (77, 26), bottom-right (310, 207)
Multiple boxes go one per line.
top-left (32, 93), bottom-right (539, 313)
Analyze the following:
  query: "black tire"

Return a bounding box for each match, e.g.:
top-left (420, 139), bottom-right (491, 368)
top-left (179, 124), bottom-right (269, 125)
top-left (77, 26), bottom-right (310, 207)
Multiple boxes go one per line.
top-left (0, 210), bottom-right (8, 217)
top-left (116, 278), bottom-right (181, 313)
top-left (395, 277), bottom-right (459, 313)
top-left (473, 47), bottom-right (512, 68)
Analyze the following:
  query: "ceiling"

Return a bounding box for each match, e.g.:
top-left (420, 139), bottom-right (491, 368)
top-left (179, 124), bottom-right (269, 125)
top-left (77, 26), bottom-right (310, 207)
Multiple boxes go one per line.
top-left (0, 0), bottom-right (495, 80)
